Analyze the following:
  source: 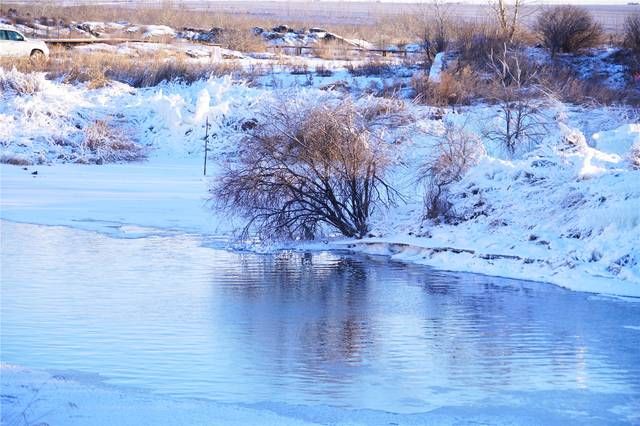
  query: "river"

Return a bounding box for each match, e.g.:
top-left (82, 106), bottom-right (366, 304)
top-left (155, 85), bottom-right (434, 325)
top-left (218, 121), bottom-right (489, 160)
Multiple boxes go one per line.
top-left (1, 220), bottom-right (639, 422)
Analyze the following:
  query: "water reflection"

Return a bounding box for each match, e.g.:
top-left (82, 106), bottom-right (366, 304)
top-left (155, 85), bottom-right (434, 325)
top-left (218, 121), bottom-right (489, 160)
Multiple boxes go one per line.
top-left (1, 221), bottom-right (639, 416)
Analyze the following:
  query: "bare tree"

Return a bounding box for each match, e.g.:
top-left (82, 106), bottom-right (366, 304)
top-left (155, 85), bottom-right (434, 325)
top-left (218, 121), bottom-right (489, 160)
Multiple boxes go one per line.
top-left (419, 121), bottom-right (484, 221)
top-left (535, 6), bottom-right (603, 57)
top-left (212, 100), bottom-right (400, 240)
top-left (488, 0), bottom-right (525, 43)
top-left (484, 46), bottom-right (548, 156)
top-left (416, 0), bottom-right (452, 61)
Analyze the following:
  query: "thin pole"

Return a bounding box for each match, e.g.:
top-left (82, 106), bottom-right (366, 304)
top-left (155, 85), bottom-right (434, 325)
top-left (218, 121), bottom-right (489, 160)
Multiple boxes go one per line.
top-left (203, 116), bottom-right (209, 176)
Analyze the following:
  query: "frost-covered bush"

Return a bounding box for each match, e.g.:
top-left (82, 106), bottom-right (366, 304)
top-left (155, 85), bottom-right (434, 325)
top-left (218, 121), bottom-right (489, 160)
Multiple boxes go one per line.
top-left (81, 120), bottom-right (146, 163)
top-left (212, 100), bottom-right (399, 240)
top-left (420, 121), bottom-right (484, 221)
top-left (0, 68), bottom-right (46, 95)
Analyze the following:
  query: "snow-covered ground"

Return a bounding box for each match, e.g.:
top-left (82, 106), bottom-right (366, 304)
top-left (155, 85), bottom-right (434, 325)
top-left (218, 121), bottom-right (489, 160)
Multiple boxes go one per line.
top-left (1, 364), bottom-right (322, 426)
top-left (12, 361), bottom-right (626, 426)
top-left (1, 62), bottom-right (639, 299)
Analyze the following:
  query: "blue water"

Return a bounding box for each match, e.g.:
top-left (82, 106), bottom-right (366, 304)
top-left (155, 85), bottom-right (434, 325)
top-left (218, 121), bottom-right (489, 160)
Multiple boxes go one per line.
top-left (1, 220), bottom-right (639, 423)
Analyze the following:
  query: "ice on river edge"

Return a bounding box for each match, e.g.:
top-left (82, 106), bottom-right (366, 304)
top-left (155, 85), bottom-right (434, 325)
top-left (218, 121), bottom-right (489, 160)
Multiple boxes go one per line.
top-left (4, 363), bottom-right (639, 425)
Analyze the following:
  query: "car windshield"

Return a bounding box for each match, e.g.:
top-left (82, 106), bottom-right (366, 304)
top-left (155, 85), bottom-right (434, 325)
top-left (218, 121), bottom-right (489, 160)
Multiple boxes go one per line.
top-left (0, 30), bottom-right (7, 41)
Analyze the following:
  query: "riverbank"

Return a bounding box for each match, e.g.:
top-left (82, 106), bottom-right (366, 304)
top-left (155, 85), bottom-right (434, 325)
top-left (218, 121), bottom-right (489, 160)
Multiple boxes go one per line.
top-left (2, 153), bottom-right (639, 298)
top-left (1, 69), bottom-right (639, 298)
top-left (9, 362), bottom-right (634, 425)
top-left (1, 363), bottom-right (321, 426)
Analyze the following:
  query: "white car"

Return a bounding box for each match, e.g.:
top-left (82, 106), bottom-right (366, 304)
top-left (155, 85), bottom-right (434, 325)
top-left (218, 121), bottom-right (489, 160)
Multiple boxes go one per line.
top-left (0, 25), bottom-right (49, 60)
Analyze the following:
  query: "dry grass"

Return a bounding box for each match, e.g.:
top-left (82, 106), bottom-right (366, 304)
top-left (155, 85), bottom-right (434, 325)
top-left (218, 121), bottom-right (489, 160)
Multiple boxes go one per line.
top-left (0, 154), bottom-right (32, 166)
top-left (538, 66), bottom-right (634, 106)
top-left (0, 67), bottom-right (46, 94)
top-left (315, 39), bottom-right (361, 60)
top-left (346, 59), bottom-right (393, 77)
top-left (0, 50), bottom-right (254, 88)
top-left (82, 120), bottom-right (146, 163)
top-left (358, 96), bottom-right (411, 126)
top-left (412, 66), bottom-right (487, 107)
top-left (218, 29), bottom-right (267, 53)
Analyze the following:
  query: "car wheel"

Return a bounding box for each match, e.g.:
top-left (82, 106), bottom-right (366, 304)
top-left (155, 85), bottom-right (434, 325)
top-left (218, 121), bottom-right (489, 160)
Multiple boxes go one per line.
top-left (30, 50), bottom-right (46, 63)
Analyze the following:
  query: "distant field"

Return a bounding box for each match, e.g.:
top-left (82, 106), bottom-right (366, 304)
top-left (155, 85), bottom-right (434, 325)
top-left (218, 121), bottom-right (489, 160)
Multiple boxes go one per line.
top-left (16, 1), bottom-right (636, 31)
top-left (182, 1), bottom-right (636, 29)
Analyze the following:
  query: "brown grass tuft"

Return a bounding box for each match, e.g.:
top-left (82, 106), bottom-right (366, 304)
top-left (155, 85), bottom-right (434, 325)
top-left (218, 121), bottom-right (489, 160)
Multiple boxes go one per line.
top-left (82, 120), bottom-right (146, 163)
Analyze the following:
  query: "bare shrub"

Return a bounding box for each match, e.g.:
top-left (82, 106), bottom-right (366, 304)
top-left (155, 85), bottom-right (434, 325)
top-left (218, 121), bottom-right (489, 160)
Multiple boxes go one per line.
top-left (11, 50), bottom-right (248, 88)
top-left (413, 0), bottom-right (452, 62)
top-left (212, 100), bottom-right (399, 240)
top-left (0, 68), bottom-right (46, 95)
top-left (483, 47), bottom-right (548, 155)
top-left (535, 6), bottom-right (603, 57)
top-left (420, 121), bottom-right (484, 220)
top-left (455, 22), bottom-right (507, 70)
top-left (485, 97), bottom-right (547, 156)
top-left (624, 13), bottom-right (640, 53)
top-left (82, 120), bottom-right (146, 163)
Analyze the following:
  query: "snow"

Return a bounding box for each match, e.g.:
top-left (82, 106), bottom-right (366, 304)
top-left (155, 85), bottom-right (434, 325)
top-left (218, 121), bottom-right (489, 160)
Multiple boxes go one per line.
top-left (6, 360), bottom-right (638, 425)
top-left (592, 123), bottom-right (640, 156)
top-left (0, 65), bottom-right (639, 298)
top-left (0, 364), bottom-right (320, 426)
top-left (141, 25), bottom-right (176, 39)
top-left (2, 29), bottom-right (640, 424)
top-left (429, 51), bottom-right (445, 83)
